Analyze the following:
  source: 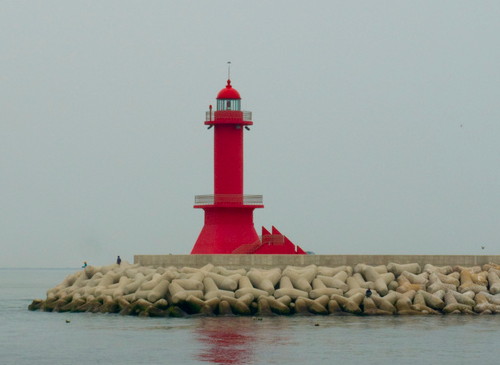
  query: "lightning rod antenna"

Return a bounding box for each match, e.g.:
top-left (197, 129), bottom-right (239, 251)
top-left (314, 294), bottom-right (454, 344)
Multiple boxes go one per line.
top-left (227, 61), bottom-right (231, 80)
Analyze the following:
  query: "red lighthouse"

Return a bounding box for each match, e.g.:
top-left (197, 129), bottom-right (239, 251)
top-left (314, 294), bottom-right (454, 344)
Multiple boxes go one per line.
top-left (191, 78), bottom-right (306, 255)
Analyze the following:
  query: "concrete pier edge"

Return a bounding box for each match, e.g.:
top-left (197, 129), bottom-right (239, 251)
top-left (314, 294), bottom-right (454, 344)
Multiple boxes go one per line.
top-left (134, 254), bottom-right (500, 269)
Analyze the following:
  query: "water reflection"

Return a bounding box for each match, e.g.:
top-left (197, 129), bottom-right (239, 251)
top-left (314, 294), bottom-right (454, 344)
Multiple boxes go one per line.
top-left (194, 317), bottom-right (256, 364)
top-left (194, 317), bottom-right (294, 364)
top-left (193, 315), bottom-right (500, 364)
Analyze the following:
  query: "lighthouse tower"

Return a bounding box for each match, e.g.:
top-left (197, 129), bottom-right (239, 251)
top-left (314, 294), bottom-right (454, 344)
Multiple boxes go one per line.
top-left (191, 78), bottom-right (306, 255)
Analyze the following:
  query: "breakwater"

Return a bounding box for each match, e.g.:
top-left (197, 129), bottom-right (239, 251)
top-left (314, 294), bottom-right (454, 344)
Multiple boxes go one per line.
top-left (134, 254), bottom-right (500, 269)
top-left (29, 259), bottom-right (500, 316)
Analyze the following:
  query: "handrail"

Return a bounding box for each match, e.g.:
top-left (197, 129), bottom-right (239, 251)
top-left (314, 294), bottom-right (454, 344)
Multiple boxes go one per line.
top-left (231, 240), bottom-right (262, 254)
top-left (242, 111), bottom-right (252, 121)
top-left (231, 234), bottom-right (285, 254)
top-left (205, 110), bottom-right (252, 122)
top-left (261, 234), bottom-right (285, 245)
top-left (194, 194), bottom-right (263, 206)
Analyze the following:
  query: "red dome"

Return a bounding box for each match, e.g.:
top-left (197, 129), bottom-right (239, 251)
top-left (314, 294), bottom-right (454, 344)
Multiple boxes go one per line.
top-left (216, 79), bottom-right (241, 99)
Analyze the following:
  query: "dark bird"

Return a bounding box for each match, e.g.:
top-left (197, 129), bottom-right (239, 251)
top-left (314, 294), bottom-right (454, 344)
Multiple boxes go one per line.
top-left (65, 320), bottom-right (71, 323)
top-left (366, 288), bottom-right (372, 297)
top-left (481, 246), bottom-right (485, 250)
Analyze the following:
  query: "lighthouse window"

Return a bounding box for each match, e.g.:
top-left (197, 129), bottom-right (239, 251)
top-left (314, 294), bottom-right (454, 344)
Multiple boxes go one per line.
top-left (217, 99), bottom-right (241, 111)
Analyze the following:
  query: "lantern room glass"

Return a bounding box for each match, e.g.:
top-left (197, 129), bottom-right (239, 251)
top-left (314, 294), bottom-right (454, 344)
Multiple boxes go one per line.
top-left (217, 99), bottom-right (241, 111)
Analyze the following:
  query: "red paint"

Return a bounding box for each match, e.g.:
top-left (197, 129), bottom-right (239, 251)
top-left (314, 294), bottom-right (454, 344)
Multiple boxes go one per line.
top-left (191, 207), bottom-right (260, 254)
top-left (253, 227), bottom-right (307, 254)
top-left (231, 226), bottom-right (306, 254)
top-left (216, 79), bottom-right (241, 99)
top-left (214, 124), bottom-right (243, 195)
top-left (191, 79), bottom-right (306, 255)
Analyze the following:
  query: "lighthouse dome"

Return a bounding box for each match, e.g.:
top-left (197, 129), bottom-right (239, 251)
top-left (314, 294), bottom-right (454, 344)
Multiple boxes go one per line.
top-left (217, 80), bottom-right (241, 99)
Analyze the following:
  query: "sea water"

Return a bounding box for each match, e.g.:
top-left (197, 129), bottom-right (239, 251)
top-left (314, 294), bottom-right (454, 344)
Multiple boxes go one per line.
top-left (1, 268), bottom-right (499, 365)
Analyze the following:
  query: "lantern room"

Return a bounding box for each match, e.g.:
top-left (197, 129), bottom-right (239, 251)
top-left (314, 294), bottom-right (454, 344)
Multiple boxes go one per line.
top-left (216, 80), bottom-right (241, 111)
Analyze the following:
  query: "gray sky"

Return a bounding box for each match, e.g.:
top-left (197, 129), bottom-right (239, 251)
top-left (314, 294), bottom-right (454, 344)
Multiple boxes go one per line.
top-left (1, 1), bottom-right (499, 268)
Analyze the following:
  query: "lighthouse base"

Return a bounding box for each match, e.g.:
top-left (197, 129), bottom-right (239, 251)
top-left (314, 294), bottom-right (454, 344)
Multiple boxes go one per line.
top-left (191, 205), bottom-right (307, 254)
top-left (191, 206), bottom-right (260, 254)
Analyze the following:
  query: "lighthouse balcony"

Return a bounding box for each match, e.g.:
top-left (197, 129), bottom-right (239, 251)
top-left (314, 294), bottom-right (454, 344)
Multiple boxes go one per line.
top-left (194, 194), bottom-right (263, 207)
top-left (205, 110), bottom-right (253, 125)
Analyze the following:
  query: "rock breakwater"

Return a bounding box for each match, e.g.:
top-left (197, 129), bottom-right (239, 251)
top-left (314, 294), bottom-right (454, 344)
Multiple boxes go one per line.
top-left (29, 261), bottom-right (500, 316)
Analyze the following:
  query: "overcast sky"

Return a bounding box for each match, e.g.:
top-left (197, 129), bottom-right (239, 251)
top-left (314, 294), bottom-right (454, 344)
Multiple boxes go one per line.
top-left (1, 1), bottom-right (499, 268)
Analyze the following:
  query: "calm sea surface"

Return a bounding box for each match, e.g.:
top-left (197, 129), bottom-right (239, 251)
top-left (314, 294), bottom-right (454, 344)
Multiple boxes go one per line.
top-left (1, 268), bottom-right (499, 365)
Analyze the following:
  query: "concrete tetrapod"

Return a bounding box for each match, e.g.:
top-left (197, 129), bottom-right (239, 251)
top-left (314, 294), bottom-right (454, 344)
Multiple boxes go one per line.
top-left (29, 261), bottom-right (500, 317)
top-left (331, 293), bottom-right (364, 315)
top-left (424, 264), bottom-right (453, 275)
top-left (309, 278), bottom-right (343, 299)
top-left (297, 295), bottom-right (329, 315)
top-left (352, 273), bottom-right (373, 289)
top-left (471, 271), bottom-right (489, 286)
top-left (474, 292), bottom-right (500, 314)
top-left (412, 292), bottom-right (440, 314)
top-left (370, 294), bottom-right (397, 314)
top-left (358, 265), bottom-right (393, 296)
top-left (429, 272), bottom-right (460, 287)
top-left (283, 270), bottom-right (314, 293)
top-left (274, 276), bottom-right (309, 300)
top-left (265, 295), bottom-right (291, 315)
top-left (168, 282), bottom-right (204, 304)
top-left (206, 272), bottom-right (240, 291)
top-left (362, 297), bottom-right (392, 315)
top-left (203, 277), bottom-right (235, 300)
top-left (283, 265), bottom-right (318, 292)
top-left (215, 266), bottom-right (246, 276)
top-left (247, 268), bottom-right (281, 295)
top-left (220, 294), bottom-right (253, 315)
top-left (256, 296), bottom-right (273, 316)
top-left (147, 280), bottom-right (170, 303)
top-left (184, 295), bottom-right (217, 315)
top-left (235, 276), bottom-right (269, 299)
top-left (396, 291), bottom-right (426, 315)
top-left (387, 262), bottom-right (421, 276)
top-left (327, 299), bottom-right (342, 314)
top-left (354, 264), bottom-right (387, 275)
top-left (450, 290), bottom-right (476, 306)
top-left (458, 270), bottom-right (488, 294)
top-left (427, 277), bottom-right (457, 294)
top-left (218, 300), bottom-right (233, 315)
top-left (482, 292), bottom-right (500, 307)
top-left (487, 270), bottom-right (500, 295)
top-left (396, 275), bottom-right (425, 293)
top-left (401, 271), bottom-right (429, 285)
top-left (172, 278), bottom-right (203, 291)
top-left (418, 290), bottom-right (445, 311)
top-left (318, 265), bottom-right (353, 276)
top-left (442, 291), bottom-right (474, 314)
